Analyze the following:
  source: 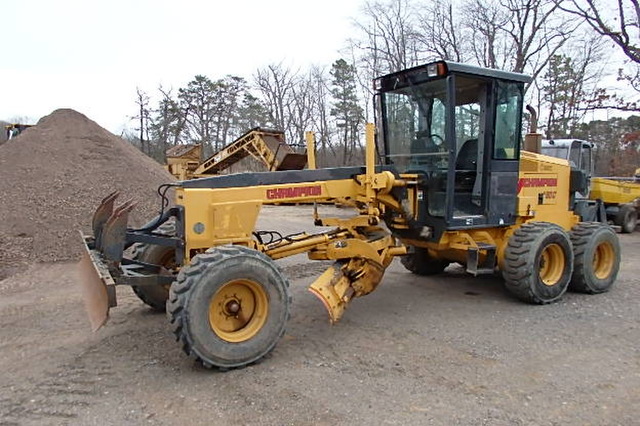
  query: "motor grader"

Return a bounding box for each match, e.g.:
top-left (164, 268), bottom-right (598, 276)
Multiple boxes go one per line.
top-left (80, 60), bottom-right (621, 369)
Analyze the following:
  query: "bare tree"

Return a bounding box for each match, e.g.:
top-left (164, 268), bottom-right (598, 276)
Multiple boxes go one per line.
top-left (347, 0), bottom-right (424, 130)
top-left (351, 0), bottom-right (422, 76)
top-left (287, 72), bottom-right (317, 146)
top-left (466, 0), bottom-right (579, 82)
top-left (562, 0), bottom-right (639, 63)
top-left (134, 87), bottom-right (151, 154)
top-left (561, 0), bottom-right (640, 111)
top-left (415, 1), bottom-right (465, 62)
top-left (462, 0), bottom-right (512, 69)
top-left (254, 63), bottom-right (298, 134)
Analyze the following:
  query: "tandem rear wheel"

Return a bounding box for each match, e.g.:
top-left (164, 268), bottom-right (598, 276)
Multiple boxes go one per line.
top-left (569, 222), bottom-right (620, 294)
top-left (503, 222), bottom-right (573, 304)
top-left (503, 221), bottom-right (621, 304)
top-left (167, 246), bottom-right (290, 370)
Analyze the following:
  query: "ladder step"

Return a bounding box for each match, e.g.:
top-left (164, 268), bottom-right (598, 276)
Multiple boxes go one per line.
top-left (466, 244), bottom-right (497, 276)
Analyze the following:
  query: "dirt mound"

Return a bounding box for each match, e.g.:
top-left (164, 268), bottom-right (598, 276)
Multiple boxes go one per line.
top-left (0, 109), bottom-right (174, 278)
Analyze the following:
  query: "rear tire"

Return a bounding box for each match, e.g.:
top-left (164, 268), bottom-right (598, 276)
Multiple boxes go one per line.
top-left (569, 223), bottom-right (620, 293)
top-left (503, 222), bottom-right (573, 304)
top-left (614, 204), bottom-right (637, 233)
top-left (400, 246), bottom-right (449, 276)
top-left (167, 246), bottom-right (290, 370)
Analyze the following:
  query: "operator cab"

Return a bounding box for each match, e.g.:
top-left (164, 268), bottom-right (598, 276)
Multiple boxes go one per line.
top-left (375, 61), bottom-right (531, 240)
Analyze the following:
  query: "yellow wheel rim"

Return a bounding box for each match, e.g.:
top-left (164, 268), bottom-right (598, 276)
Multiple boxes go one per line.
top-left (593, 241), bottom-right (615, 280)
top-left (539, 244), bottom-right (565, 286)
top-left (208, 279), bottom-right (269, 343)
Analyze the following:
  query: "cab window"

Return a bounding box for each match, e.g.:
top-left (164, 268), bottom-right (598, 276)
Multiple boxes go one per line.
top-left (494, 82), bottom-right (522, 159)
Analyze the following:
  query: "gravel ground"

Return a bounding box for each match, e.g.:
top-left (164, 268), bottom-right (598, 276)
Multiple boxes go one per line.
top-left (0, 205), bottom-right (638, 426)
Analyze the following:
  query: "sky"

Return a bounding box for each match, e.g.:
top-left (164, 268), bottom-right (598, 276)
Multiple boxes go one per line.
top-left (2, 0), bottom-right (635, 135)
top-left (1, 0), bottom-right (363, 134)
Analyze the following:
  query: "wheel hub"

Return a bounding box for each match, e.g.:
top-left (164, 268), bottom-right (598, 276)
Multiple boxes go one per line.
top-left (539, 243), bottom-right (565, 286)
top-left (593, 241), bottom-right (614, 280)
top-left (208, 280), bottom-right (269, 343)
top-left (225, 300), bottom-right (241, 315)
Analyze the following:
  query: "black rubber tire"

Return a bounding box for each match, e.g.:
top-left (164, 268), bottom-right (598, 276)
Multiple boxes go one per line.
top-left (400, 246), bottom-right (450, 276)
top-left (614, 204), bottom-right (637, 233)
top-left (503, 222), bottom-right (573, 304)
top-left (131, 222), bottom-right (176, 312)
top-left (167, 246), bottom-right (290, 370)
top-left (131, 245), bottom-right (174, 312)
top-left (569, 222), bottom-right (621, 293)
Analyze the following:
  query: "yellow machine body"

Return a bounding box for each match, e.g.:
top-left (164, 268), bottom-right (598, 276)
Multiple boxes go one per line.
top-left (516, 151), bottom-right (578, 229)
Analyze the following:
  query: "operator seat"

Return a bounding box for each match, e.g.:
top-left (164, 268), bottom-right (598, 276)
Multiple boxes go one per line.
top-left (410, 133), bottom-right (445, 173)
top-left (455, 138), bottom-right (478, 191)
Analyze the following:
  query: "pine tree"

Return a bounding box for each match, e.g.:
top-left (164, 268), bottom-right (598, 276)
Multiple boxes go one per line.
top-left (330, 59), bottom-right (363, 165)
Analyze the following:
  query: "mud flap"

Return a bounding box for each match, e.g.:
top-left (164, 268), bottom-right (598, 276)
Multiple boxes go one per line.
top-left (77, 243), bottom-right (117, 331)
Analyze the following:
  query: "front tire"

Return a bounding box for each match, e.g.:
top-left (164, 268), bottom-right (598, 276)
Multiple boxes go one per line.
top-left (503, 222), bottom-right (573, 304)
top-left (569, 223), bottom-right (620, 293)
top-left (167, 246), bottom-right (290, 370)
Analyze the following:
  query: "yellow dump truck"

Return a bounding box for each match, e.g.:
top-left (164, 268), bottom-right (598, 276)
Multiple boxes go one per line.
top-left (590, 177), bottom-right (640, 232)
top-left (542, 139), bottom-right (640, 232)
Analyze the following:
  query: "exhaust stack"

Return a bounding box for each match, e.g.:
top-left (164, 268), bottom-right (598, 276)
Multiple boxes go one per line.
top-left (523, 105), bottom-right (542, 153)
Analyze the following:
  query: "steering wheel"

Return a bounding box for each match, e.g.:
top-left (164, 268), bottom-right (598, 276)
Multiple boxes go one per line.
top-left (429, 134), bottom-right (445, 146)
top-left (416, 130), bottom-right (445, 145)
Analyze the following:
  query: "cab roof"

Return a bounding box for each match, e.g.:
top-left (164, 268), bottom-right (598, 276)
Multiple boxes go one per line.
top-left (375, 60), bottom-right (532, 92)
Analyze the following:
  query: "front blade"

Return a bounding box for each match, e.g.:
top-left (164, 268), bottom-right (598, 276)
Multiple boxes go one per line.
top-left (77, 240), bottom-right (117, 331)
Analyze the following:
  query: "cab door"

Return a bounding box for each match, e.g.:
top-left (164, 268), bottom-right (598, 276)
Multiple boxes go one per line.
top-left (447, 77), bottom-right (524, 228)
top-left (485, 81), bottom-right (524, 226)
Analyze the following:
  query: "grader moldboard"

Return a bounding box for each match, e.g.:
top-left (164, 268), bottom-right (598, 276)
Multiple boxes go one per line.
top-left (79, 61), bottom-right (621, 369)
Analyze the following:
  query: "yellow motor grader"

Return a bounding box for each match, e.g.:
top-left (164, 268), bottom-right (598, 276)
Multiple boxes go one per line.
top-left (80, 60), bottom-right (621, 369)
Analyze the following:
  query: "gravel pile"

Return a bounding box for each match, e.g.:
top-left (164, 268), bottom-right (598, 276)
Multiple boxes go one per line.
top-left (0, 109), bottom-right (174, 278)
